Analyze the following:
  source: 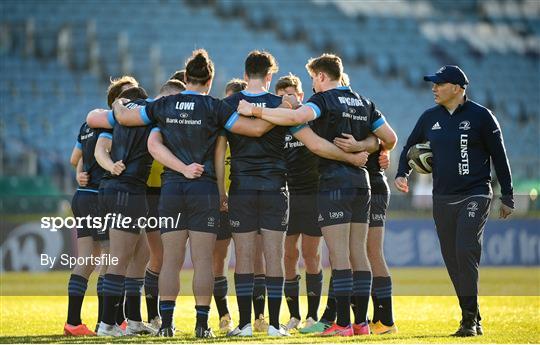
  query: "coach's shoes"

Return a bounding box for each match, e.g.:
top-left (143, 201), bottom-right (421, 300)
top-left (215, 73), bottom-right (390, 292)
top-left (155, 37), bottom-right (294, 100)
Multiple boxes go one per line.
top-left (321, 323), bottom-right (354, 337)
top-left (452, 311), bottom-right (477, 337)
top-left (285, 317), bottom-right (301, 330)
top-left (299, 320), bottom-right (331, 334)
top-left (96, 322), bottom-right (125, 337)
top-left (227, 323), bottom-right (253, 337)
top-left (371, 321), bottom-right (398, 335)
top-left (352, 321), bottom-right (370, 335)
top-left (125, 320), bottom-right (158, 335)
top-left (64, 323), bottom-right (96, 336)
top-left (157, 327), bottom-right (175, 337)
top-left (476, 319), bottom-right (483, 335)
top-left (268, 324), bottom-right (291, 336)
top-left (253, 314), bottom-right (269, 332)
top-left (219, 314), bottom-right (234, 332)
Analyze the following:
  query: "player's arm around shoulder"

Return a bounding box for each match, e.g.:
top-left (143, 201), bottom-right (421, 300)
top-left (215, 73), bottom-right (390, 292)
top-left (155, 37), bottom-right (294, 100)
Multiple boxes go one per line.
top-left (237, 99), bottom-right (316, 126)
top-left (292, 125), bottom-right (368, 167)
top-left (112, 98), bottom-right (148, 126)
top-left (86, 108), bottom-right (114, 129)
top-left (227, 114), bottom-right (275, 137)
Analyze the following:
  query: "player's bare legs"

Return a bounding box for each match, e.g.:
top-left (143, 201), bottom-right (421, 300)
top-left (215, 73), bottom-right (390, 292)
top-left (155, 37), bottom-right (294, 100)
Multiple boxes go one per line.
top-left (157, 230), bottom-right (188, 333)
top-left (189, 230), bottom-right (217, 305)
top-left (284, 234), bottom-right (300, 281)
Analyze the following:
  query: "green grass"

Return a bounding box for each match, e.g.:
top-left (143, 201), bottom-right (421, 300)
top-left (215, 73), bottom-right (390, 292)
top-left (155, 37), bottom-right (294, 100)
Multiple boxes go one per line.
top-left (0, 268), bottom-right (539, 344)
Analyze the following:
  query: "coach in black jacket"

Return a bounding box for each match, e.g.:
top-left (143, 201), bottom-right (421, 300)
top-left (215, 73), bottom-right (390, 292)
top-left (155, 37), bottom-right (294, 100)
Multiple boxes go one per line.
top-left (394, 65), bottom-right (513, 337)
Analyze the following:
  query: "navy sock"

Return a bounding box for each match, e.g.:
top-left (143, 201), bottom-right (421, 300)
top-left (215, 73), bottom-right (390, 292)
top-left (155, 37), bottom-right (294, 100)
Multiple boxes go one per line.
top-left (125, 277), bottom-right (144, 322)
top-left (67, 274), bottom-right (88, 326)
top-left (373, 276), bottom-right (394, 326)
top-left (321, 275), bottom-right (336, 323)
top-left (284, 275), bottom-right (300, 319)
top-left (235, 273), bottom-right (254, 328)
top-left (333, 269), bottom-right (352, 327)
top-left (115, 293), bottom-right (126, 326)
top-left (306, 271), bottom-right (323, 320)
top-left (97, 275), bottom-right (104, 325)
top-left (252, 274), bottom-right (266, 319)
top-left (371, 291), bottom-right (379, 323)
top-left (144, 269), bottom-right (159, 321)
top-left (160, 300), bottom-right (176, 329)
top-left (195, 305), bottom-right (210, 329)
top-left (352, 271), bottom-right (372, 325)
top-left (213, 276), bottom-right (229, 318)
top-left (266, 276), bottom-right (284, 329)
top-left (102, 274), bottom-right (124, 326)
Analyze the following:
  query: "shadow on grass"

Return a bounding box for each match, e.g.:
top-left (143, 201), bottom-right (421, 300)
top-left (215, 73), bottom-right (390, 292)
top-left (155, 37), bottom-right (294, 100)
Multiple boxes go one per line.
top-left (0, 333), bottom-right (462, 344)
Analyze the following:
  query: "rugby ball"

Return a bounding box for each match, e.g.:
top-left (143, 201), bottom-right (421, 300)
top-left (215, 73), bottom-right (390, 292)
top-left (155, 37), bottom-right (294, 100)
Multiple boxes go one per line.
top-left (407, 142), bottom-right (433, 174)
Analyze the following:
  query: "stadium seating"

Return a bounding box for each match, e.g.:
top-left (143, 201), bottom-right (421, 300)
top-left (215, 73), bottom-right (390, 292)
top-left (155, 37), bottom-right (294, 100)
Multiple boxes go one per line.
top-left (0, 0), bottom-right (538, 189)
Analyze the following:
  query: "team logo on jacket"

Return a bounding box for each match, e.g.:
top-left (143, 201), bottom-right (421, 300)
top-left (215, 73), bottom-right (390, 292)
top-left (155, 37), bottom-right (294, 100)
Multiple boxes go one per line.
top-left (459, 121), bottom-right (471, 131)
top-left (467, 201), bottom-right (478, 218)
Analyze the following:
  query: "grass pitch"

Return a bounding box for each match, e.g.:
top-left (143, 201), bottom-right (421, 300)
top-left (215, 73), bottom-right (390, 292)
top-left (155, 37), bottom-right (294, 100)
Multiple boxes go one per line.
top-left (0, 268), bottom-right (538, 344)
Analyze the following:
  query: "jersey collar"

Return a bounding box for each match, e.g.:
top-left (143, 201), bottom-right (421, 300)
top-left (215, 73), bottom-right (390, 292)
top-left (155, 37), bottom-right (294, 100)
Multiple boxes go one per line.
top-left (182, 90), bottom-right (202, 95)
top-left (241, 90), bottom-right (269, 97)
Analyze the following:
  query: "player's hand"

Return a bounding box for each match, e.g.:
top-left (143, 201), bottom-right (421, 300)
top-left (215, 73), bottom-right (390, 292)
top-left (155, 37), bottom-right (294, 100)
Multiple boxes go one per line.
top-left (349, 151), bottom-right (369, 167)
top-left (76, 172), bottom-right (89, 186)
top-left (379, 150), bottom-right (390, 170)
top-left (181, 163), bottom-right (204, 179)
top-left (334, 133), bottom-right (361, 153)
top-left (237, 100), bottom-right (254, 116)
top-left (110, 160), bottom-right (125, 175)
top-left (112, 97), bottom-right (129, 107)
top-left (394, 176), bottom-right (409, 193)
top-left (499, 203), bottom-right (513, 219)
top-left (281, 94), bottom-right (300, 109)
top-left (220, 194), bottom-right (228, 212)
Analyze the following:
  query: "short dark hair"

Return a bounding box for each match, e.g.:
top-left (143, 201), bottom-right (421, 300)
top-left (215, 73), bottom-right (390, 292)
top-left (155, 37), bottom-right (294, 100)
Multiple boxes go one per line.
top-left (117, 86), bottom-right (149, 102)
top-left (107, 75), bottom-right (138, 108)
top-left (169, 69), bottom-right (186, 83)
top-left (275, 73), bottom-right (303, 94)
top-left (225, 78), bottom-right (247, 96)
top-left (160, 79), bottom-right (186, 94)
top-left (245, 50), bottom-right (278, 79)
top-left (305, 53), bottom-right (343, 81)
top-left (185, 49), bottom-right (214, 85)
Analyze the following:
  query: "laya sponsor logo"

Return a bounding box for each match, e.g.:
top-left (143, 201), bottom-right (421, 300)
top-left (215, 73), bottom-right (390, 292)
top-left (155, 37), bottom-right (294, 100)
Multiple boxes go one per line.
top-left (329, 211), bottom-right (344, 219)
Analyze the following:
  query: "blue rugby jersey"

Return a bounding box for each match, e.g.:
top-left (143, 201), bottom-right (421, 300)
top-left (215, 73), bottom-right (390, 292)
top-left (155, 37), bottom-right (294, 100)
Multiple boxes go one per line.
top-left (396, 97), bottom-right (514, 207)
top-left (293, 86), bottom-right (386, 190)
top-left (140, 90), bottom-right (236, 183)
top-left (224, 90), bottom-right (287, 191)
top-left (75, 122), bottom-right (111, 190)
top-left (100, 99), bottom-right (153, 187)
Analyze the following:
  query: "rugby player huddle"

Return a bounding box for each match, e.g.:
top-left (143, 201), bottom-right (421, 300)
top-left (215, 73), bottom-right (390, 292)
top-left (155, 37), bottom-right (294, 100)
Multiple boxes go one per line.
top-left (65, 49), bottom-right (398, 338)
